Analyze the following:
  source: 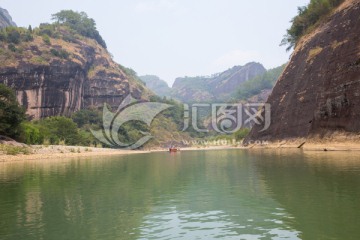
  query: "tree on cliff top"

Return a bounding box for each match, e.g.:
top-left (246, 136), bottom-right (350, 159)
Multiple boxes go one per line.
top-left (51, 10), bottom-right (107, 49)
top-left (0, 84), bottom-right (25, 139)
top-left (281, 0), bottom-right (345, 51)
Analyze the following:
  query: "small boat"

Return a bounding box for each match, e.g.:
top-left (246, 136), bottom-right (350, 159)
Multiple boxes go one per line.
top-left (169, 148), bottom-right (179, 153)
top-left (169, 143), bottom-right (179, 153)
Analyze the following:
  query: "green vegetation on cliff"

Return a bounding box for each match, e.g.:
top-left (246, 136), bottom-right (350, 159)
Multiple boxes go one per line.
top-left (236, 64), bottom-right (286, 100)
top-left (52, 10), bottom-right (107, 48)
top-left (0, 10), bottom-right (107, 48)
top-left (0, 10), bottom-right (188, 149)
top-left (0, 9), bottom-right (154, 118)
top-left (281, 0), bottom-right (345, 50)
top-left (0, 10), bottom-right (109, 67)
top-left (0, 26), bottom-right (33, 44)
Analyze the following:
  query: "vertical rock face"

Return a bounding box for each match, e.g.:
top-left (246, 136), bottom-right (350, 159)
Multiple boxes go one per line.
top-left (0, 7), bottom-right (16, 28)
top-left (3, 62), bottom-right (86, 119)
top-left (0, 35), bottom-right (150, 119)
top-left (247, 0), bottom-right (360, 141)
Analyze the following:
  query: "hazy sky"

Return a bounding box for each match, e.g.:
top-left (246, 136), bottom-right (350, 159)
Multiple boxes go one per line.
top-left (1, 0), bottom-right (309, 86)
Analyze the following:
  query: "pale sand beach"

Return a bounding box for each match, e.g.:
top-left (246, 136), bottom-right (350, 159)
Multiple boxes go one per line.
top-left (247, 139), bottom-right (360, 152)
top-left (0, 145), bottom-right (151, 162)
top-left (2, 139), bottom-right (360, 162)
top-left (0, 145), bottom-right (244, 162)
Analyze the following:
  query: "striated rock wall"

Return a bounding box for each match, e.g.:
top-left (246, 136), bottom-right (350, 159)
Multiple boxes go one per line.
top-left (2, 63), bottom-right (86, 119)
top-left (247, 0), bottom-right (360, 141)
top-left (0, 35), bottom-right (149, 119)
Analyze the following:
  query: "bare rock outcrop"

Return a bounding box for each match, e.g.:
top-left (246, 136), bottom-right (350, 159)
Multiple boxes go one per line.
top-left (0, 34), bottom-right (150, 119)
top-left (0, 7), bottom-right (16, 28)
top-left (246, 0), bottom-right (360, 141)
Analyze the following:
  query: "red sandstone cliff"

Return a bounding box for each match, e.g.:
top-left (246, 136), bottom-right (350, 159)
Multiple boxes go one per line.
top-left (246, 0), bottom-right (360, 141)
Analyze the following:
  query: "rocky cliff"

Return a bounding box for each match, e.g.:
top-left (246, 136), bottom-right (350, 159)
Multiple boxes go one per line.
top-left (0, 26), bottom-right (150, 119)
top-left (139, 75), bottom-right (171, 97)
top-left (246, 0), bottom-right (360, 141)
top-left (0, 7), bottom-right (16, 28)
top-left (172, 62), bottom-right (266, 102)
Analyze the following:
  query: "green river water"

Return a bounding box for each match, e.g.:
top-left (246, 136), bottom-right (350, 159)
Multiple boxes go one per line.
top-left (0, 149), bottom-right (360, 239)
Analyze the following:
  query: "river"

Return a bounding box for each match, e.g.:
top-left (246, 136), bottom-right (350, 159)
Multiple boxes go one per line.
top-left (0, 149), bottom-right (360, 239)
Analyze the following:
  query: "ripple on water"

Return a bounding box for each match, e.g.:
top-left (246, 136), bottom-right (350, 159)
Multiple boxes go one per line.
top-left (138, 207), bottom-right (301, 240)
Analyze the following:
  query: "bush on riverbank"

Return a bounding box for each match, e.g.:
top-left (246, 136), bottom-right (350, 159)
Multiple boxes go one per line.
top-left (0, 144), bottom-right (32, 155)
top-left (0, 84), bottom-right (26, 140)
top-left (1, 82), bottom-right (193, 149)
top-left (21, 116), bottom-right (98, 146)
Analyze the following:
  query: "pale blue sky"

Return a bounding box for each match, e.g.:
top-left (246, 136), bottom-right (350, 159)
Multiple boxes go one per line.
top-left (1, 0), bottom-right (309, 85)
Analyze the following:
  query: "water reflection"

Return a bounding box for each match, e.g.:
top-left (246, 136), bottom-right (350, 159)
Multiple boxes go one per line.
top-left (250, 149), bottom-right (360, 240)
top-left (0, 150), bottom-right (359, 239)
top-left (138, 150), bottom-right (300, 239)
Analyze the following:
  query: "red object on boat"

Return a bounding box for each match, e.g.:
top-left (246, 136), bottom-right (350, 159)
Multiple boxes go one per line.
top-left (169, 148), bottom-right (178, 153)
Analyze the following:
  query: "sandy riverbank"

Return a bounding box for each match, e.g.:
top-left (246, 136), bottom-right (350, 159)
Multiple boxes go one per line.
top-left (247, 138), bottom-right (360, 151)
top-left (1, 139), bottom-right (360, 162)
top-left (0, 145), bottom-right (153, 162)
top-left (0, 145), bottom-right (244, 162)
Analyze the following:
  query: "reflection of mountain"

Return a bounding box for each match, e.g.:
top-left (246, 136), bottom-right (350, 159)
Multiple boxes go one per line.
top-left (0, 154), bottom-right (206, 239)
top-left (6, 150), bottom-right (357, 239)
top-left (252, 150), bottom-right (360, 240)
top-left (138, 151), bottom-right (300, 239)
top-left (0, 151), bottom-right (300, 240)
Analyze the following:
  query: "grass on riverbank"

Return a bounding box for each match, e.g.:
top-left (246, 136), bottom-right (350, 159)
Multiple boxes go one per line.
top-left (0, 144), bottom-right (33, 155)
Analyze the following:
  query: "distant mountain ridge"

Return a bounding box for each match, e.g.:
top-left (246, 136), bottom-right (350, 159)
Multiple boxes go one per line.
top-left (172, 62), bottom-right (266, 102)
top-left (140, 62), bottom-right (285, 103)
top-left (139, 75), bottom-right (171, 97)
top-left (235, 64), bottom-right (286, 101)
top-left (0, 7), bottom-right (16, 28)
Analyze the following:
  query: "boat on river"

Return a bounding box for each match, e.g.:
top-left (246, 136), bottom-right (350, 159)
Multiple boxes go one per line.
top-left (169, 148), bottom-right (179, 153)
